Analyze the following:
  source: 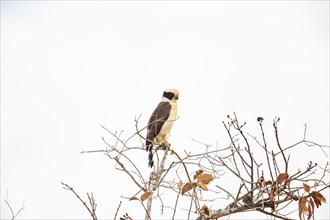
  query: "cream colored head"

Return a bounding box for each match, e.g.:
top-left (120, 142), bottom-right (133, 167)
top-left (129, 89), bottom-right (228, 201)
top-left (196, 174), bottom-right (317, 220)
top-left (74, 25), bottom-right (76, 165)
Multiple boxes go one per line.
top-left (162, 88), bottom-right (179, 102)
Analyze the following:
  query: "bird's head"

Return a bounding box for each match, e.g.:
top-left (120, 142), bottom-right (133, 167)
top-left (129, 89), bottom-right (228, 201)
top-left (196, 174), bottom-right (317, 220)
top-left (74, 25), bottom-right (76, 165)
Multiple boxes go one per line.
top-left (162, 88), bottom-right (179, 102)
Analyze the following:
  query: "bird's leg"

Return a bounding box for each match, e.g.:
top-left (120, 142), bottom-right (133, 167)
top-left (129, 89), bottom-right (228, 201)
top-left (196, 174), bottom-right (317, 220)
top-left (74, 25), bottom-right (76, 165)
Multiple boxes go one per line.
top-left (158, 143), bottom-right (165, 150)
top-left (162, 141), bottom-right (171, 150)
top-left (155, 137), bottom-right (162, 150)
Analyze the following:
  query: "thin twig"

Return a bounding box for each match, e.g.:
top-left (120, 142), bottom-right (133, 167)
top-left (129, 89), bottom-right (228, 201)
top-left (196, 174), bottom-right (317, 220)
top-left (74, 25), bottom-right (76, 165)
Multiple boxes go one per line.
top-left (259, 121), bottom-right (274, 182)
top-left (172, 189), bottom-right (181, 220)
top-left (61, 182), bottom-right (97, 220)
top-left (114, 201), bottom-right (122, 220)
top-left (3, 195), bottom-right (25, 220)
top-left (273, 117), bottom-right (288, 173)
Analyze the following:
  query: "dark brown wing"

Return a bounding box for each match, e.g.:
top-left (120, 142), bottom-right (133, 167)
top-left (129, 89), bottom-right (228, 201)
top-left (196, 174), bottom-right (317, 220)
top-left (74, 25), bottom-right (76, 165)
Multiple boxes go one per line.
top-left (146, 101), bottom-right (171, 147)
top-left (146, 101), bottom-right (171, 168)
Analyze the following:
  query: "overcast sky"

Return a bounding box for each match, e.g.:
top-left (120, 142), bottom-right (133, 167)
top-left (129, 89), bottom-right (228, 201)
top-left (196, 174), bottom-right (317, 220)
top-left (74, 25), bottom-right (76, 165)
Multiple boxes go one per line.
top-left (1, 1), bottom-right (329, 219)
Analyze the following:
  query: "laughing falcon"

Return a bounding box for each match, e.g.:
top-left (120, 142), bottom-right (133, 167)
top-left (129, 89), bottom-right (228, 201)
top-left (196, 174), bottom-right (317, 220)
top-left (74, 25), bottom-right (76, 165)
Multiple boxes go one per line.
top-left (146, 88), bottom-right (179, 168)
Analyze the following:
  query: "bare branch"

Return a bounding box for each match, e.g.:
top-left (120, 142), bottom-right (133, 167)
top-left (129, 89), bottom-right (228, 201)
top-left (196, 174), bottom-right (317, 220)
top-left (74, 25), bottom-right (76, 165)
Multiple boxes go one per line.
top-left (171, 189), bottom-right (181, 220)
top-left (3, 192), bottom-right (25, 220)
top-left (114, 201), bottom-right (122, 220)
top-left (258, 118), bottom-right (275, 182)
top-left (61, 182), bottom-right (97, 220)
top-left (68, 114), bottom-right (329, 220)
top-left (273, 117), bottom-right (289, 173)
top-left (112, 154), bottom-right (146, 192)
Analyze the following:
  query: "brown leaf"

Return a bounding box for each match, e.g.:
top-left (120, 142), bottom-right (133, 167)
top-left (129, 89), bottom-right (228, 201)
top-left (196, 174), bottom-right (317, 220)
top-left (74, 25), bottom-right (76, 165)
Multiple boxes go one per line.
top-left (265, 180), bottom-right (273, 185)
top-left (197, 173), bottom-right (214, 185)
top-left (129, 196), bottom-right (138, 201)
top-left (307, 203), bottom-right (312, 220)
top-left (140, 191), bottom-right (153, 202)
top-left (298, 196), bottom-right (308, 220)
top-left (198, 182), bottom-right (208, 191)
top-left (199, 204), bottom-right (210, 216)
top-left (310, 191), bottom-right (326, 208)
top-left (193, 170), bottom-right (203, 180)
top-left (181, 182), bottom-right (197, 195)
top-left (277, 173), bottom-right (289, 185)
top-left (196, 170), bottom-right (204, 175)
top-left (178, 181), bottom-right (183, 190)
top-left (258, 175), bottom-right (265, 188)
top-left (310, 197), bottom-right (315, 219)
top-left (269, 189), bottom-right (275, 202)
top-left (303, 183), bottom-right (311, 193)
top-left (298, 199), bottom-right (303, 220)
top-left (178, 180), bottom-right (182, 189)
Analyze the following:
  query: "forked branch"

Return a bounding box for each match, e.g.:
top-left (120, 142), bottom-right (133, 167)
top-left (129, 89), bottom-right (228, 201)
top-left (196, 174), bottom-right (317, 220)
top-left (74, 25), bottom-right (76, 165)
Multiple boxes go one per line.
top-left (61, 182), bottom-right (98, 220)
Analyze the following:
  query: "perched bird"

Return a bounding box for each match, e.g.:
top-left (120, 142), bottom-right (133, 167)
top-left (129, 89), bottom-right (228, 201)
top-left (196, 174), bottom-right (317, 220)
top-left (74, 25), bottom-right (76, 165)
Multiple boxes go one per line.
top-left (146, 88), bottom-right (179, 168)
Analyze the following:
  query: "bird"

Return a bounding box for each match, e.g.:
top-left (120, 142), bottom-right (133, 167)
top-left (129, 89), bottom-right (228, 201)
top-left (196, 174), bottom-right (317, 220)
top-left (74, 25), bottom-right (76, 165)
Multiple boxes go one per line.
top-left (146, 88), bottom-right (179, 168)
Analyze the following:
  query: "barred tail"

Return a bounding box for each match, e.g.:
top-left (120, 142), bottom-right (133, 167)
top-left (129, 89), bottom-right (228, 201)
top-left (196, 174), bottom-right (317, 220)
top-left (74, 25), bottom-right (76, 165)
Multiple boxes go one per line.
top-left (148, 150), bottom-right (154, 168)
top-left (146, 140), bottom-right (152, 152)
top-left (146, 142), bottom-right (154, 168)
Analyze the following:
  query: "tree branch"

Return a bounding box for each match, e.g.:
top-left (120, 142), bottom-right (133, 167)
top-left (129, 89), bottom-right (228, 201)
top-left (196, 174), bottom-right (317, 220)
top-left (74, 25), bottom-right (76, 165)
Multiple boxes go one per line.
top-left (61, 182), bottom-right (97, 220)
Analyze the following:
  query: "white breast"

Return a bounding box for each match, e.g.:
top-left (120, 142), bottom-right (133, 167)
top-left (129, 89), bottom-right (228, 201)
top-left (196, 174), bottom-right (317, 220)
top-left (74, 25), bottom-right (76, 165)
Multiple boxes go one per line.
top-left (156, 101), bottom-right (178, 143)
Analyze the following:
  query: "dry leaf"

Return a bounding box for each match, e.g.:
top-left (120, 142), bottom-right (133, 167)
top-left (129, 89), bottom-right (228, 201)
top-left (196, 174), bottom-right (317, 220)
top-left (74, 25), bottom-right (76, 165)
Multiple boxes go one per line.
top-left (310, 197), bottom-right (315, 219)
top-left (194, 170), bottom-right (203, 180)
top-left (181, 182), bottom-right (197, 195)
top-left (129, 196), bottom-right (138, 201)
top-left (196, 170), bottom-right (203, 175)
top-left (302, 197), bottom-right (309, 212)
top-left (310, 191), bottom-right (326, 208)
top-left (140, 191), bottom-right (153, 202)
top-left (303, 183), bottom-right (311, 193)
top-left (277, 173), bottom-right (289, 185)
top-left (307, 203), bottom-right (312, 220)
top-left (258, 175), bottom-right (265, 188)
top-left (199, 204), bottom-right (210, 216)
top-left (265, 180), bottom-right (273, 185)
top-left (269, 189), bottom-right (275, 202)
top-left (198, 182), bottom-right (208, 191)
top-left (298, 196), bottom-right (308, 220)
top-left (178, 181), bottom-right (183, 190)
top-left (197, 173), bottom-right (214, 185)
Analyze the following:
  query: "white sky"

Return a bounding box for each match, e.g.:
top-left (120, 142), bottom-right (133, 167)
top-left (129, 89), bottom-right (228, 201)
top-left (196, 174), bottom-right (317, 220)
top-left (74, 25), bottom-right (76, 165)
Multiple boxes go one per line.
top-left (1, 1), bottom-right (329, 219)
